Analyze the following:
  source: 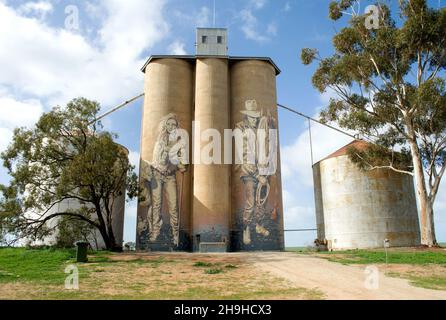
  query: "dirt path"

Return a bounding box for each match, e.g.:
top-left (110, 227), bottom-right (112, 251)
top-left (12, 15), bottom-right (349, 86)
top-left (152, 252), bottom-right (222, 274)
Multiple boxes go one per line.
top-left (247, 252), bottom-right (446, 300)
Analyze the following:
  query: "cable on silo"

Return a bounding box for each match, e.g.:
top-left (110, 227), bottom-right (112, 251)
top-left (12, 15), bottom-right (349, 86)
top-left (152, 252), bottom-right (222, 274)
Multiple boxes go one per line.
top-left (89, 93), bottom-right (145, 125)
top-left (308, 118), bottom-right (314, 165)
top-left (277, 103), bottom-right (357, 139)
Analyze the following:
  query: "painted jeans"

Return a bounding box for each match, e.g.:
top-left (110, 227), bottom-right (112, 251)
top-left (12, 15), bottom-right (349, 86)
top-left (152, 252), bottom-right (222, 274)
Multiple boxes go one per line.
top-left (150, 169), bottom-right (179, 246)
top-left (242, 176), bottom-right (258, 225)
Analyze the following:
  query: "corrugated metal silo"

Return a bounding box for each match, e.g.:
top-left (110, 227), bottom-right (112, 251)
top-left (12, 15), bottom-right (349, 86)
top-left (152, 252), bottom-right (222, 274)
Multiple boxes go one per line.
top-left (313, 140), bottom-right (421, 250)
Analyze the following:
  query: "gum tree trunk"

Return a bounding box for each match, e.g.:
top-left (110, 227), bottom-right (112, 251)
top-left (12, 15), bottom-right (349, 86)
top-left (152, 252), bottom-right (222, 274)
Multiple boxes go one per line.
top-left (407, 133), bottom-right (438, 246)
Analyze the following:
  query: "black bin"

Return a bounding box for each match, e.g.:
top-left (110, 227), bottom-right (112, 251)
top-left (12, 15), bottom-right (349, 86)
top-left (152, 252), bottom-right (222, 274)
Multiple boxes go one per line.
top-left (75, 241), bottom-right (89, 263)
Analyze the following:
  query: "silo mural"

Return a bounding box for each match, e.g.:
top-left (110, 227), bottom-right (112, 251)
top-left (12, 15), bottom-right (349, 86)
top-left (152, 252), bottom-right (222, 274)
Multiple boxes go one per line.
top-left (230, 60), bottom-right (284, 251)
top-left (137, 59), bottom-right (194, 251)
top-left (136, 29), bottom-right (284, 252)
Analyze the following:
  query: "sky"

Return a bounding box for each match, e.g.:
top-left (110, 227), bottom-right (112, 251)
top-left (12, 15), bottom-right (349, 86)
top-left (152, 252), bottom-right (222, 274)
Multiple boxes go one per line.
top-left (0, 0), bottom-right (445, 247)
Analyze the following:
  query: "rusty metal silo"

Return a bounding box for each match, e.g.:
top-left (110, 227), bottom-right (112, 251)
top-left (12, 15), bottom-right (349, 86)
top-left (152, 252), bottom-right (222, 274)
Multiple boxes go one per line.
top-left (313, 140), bottom-right (421, 250)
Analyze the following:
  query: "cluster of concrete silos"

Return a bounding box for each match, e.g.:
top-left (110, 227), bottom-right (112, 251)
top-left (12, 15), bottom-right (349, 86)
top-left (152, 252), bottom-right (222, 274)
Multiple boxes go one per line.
top-left (136, 53), bottom-right (284, 252)
top-left (313, 140), bottom-right (421, 250)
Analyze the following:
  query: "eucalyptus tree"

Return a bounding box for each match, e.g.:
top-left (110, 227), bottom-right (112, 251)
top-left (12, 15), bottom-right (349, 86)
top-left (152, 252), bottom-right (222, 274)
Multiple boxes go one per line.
top-left (0, 98), bottom-right (138, 250)
top-left (302, 0), bottom-right (446, 246)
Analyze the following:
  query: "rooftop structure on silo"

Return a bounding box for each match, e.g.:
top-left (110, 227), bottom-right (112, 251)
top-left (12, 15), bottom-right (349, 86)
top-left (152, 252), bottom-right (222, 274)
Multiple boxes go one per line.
top-left (196, 28), bottom-right (228, 56)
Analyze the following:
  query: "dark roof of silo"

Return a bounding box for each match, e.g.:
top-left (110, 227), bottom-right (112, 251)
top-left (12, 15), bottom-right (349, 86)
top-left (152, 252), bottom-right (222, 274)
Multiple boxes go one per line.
top-left (319, 140), bottom-right (370, 162)
top-left (140, 55), bottom-right (281, 75)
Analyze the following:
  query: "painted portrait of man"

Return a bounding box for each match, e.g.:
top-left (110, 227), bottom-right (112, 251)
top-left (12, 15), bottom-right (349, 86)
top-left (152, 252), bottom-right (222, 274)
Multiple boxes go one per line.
top-left (234, 100), bottom-right (277, 245)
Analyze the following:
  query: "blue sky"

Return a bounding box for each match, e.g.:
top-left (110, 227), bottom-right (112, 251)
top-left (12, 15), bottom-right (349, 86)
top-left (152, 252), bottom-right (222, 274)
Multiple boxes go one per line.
top-left (0, 0), bottom-right (445, 247)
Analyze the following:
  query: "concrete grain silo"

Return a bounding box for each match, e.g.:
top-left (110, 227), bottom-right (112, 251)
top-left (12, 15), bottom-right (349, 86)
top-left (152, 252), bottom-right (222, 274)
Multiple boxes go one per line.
top-left (136, 28), bottom-right (284, 251)
top-left (192, 58), bottom-right (231, 250)
top-left (313, 140), bottom-right (421, 250)
top-left (137, 58), bottom-right (194, 251)
top-left (230, 60), bottom-right (284, 251)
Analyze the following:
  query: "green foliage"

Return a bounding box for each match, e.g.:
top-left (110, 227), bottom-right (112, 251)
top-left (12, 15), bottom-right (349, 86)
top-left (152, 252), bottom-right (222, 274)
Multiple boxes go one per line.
top-left (301, 48), bottom-right (318, 65)
top-left (407, 275), bottom-right (446, 290)
top-left (55, 216), bottom-right (96, 248)
top-left (311, 249), bottom-right (446, 265)
top-left (302, 0), bottom-right (446, 153)
top-left (0, 97), bottom-right (138, 250)
top-left (193, 261), bottom-right (213, 267)
top-left (346, 143), bottom-right (412, 172)
top-left (302, 0), bottom-right (446, 245)
top-left (329, 1), bottom-right (343, 20)
top-left (0, 247), bottom-right (76, 284)
top-left (204, 268), bottom-right (223, 274)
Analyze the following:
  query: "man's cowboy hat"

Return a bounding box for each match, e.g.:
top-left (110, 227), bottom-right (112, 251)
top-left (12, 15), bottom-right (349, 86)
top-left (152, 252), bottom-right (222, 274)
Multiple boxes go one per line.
top-left (240, 100), bottom-right (261, 118)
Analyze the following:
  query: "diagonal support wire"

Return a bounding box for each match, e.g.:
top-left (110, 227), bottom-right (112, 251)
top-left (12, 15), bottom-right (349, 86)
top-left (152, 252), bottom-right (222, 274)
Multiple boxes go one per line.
top-left (89, 93), bottom-right (145, 125)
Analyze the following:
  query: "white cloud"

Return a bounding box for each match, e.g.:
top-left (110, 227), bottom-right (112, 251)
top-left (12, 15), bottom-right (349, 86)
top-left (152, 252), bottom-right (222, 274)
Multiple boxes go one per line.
top-left (0, 0), bottom-right (168, 108)
top-left (280, 93), bottom-right (354, 246)
top-left (0, 0), bottom-right (172, 247)
top-left (239, 1), bottom-right (277, 43)
top-left (128, 150), bottom-right (140, 171)
top-left (18, 1), bottom-right (53, 20)
top-left (284, 2), bottom-right (291, 12)
top-left (196, 6), bottom-right (210, 27)
top-left (281, 120), bottom-right (353, 187)
top-left (266, 22), bottom-right (277, 36)
top-left (97, 0), bottom-right (168, 63)
top-left (251, 0), bottom-right (268, 10)
top-left (168, 40), bottom-right (187, 55)
top-left (283, 198), bottom-right (317, 247)
top-left (240, 9), bottom-right (269, 42)
top-left (0, 127), bottom-right (13, 153)
top-left (0, 96), bottom-right (44, 128)
top-left (281, 89), bottom-right (354, 186)
top-left (284, 204), bottom-right (315, 228)
top-left (173, 6), bottom-right (211, 28)
top-left (0, 96), bottom-right (44, 153)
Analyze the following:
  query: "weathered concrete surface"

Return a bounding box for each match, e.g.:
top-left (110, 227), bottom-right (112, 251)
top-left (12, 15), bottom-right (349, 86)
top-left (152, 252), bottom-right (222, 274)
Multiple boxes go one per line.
top-left (313, 141), bottom-right (421, 250)
top-left (230, 60), bottom-right (284, 251)
top-left (138, 58), bottom-right (194, 250)
top-left (193, 58), bottom-right (231, 248)
top-left (249, 252), bottom-right (446, 300)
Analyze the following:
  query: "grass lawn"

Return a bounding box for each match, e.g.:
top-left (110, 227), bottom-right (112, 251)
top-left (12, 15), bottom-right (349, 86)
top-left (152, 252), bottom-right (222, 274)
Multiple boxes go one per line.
top-left (289, 246), bottom-right (446, 291)
top-left (0, 247), bottom-right (323, 300)
top-left (0, 247), bottom-right (79, 284)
